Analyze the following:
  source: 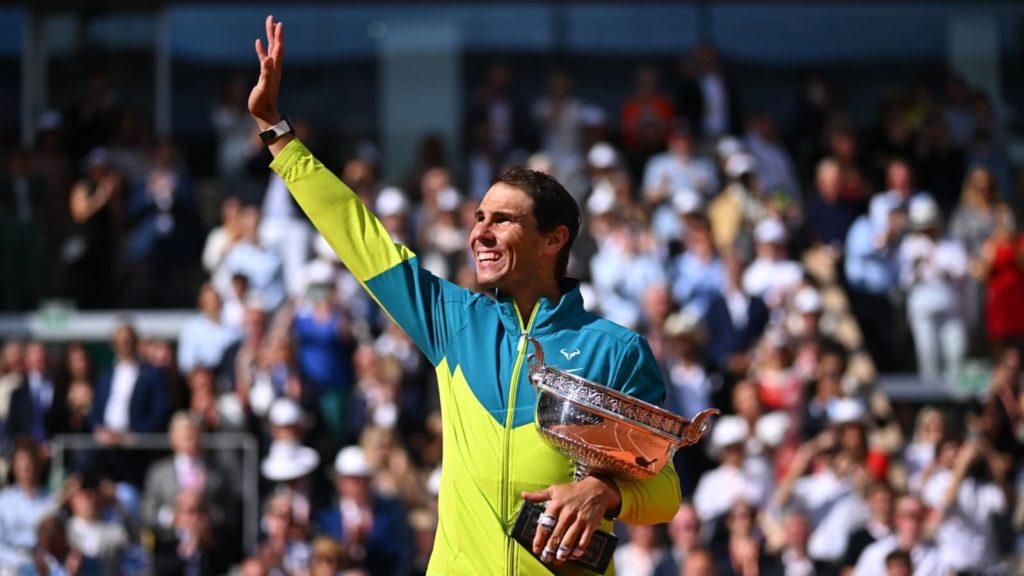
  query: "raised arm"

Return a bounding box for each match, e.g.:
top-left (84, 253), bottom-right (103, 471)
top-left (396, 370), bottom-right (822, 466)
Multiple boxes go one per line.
top-left (249, 15), bottom-right (294, 157)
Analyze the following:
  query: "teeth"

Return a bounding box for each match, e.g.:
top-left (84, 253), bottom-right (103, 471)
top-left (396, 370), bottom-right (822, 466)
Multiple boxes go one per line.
top-left (478, 253), bottom-right (500, 262)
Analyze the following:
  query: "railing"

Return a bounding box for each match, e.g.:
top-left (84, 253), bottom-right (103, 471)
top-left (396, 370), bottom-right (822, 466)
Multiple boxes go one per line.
top-left (49, 432), bottom-right (260, 554)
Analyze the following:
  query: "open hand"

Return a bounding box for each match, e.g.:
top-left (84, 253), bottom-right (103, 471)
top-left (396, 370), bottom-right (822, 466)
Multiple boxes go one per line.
top-left (249, 15), bottom-right (284, 129)
top-left (522, 475), bottom-right (620, 565)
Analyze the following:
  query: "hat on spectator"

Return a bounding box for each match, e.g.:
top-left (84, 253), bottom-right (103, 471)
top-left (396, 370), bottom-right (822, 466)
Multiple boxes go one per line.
top-left (671, 187), bottom-right (705, 216)
top-left (268, 398), bottom-right (306, 428)
top-left (375, 187), bottom-right (408, 218)
top-left (587, 142), bottom-right (618, 170)
top-left (755, 412), bottom-right (791, 449)
top-left (262, 440), bottom-right (320, 482)
top-left (725, 153), bottom-right (756, 179)
top-left (716, 136), bottom-right (743, 160)
top-left (586, 182), bottom-right (616, 216)
top-left (305, 259), bottom-right (335, 287)
top-left (710, 415), bottom-right (749, 456)
top-left (436, 186), bottom-right (462, 213)
top-left (793, 287), bottom-right (823, 314)
top-left (908, 195), bottom-right (941, 231)
top-left (754, 218), bottom-right (787, 245)
top-left (664, 310), bottom-right (701, 338)
top-left (334, 446), bottom-right (374, 477)
top-left (827, 397), bottom-right (866, 425)
top-left (427, 467), bottom-right (442, 496)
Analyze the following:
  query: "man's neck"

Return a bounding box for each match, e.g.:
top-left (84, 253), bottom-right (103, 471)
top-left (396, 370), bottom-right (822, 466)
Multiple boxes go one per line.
top-left (511, 281), bottom-right (562, 324)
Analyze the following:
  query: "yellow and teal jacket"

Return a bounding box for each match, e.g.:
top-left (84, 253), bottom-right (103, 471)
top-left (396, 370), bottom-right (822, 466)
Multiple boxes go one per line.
top-left (271, 140), bottom-right (681, 575)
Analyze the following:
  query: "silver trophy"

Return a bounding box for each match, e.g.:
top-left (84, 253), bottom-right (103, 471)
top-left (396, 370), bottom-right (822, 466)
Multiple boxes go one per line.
top-left (510, 338), bottom-right (719, 572)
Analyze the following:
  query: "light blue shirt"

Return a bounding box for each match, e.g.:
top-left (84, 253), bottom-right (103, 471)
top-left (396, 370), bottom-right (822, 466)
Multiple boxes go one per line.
top-left (0, 486), bottom-right (56, 570)
top-left (670, 253), bottom-right (725, 319)
top-left (177, 314), bottom-right (242, 374)
top-left (218, 241), bottom-right (286, 310)
top-left (844, 215), bottom-right (899, 295)
top-left (642, 153), bottom-right (719, 198)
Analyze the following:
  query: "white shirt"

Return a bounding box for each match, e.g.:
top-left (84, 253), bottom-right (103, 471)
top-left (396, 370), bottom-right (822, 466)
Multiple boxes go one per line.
top-left (103, 361), bottom-right (139, 432)
top-left (742, 258), bottom-right (803, 309)
top-left (853, 535), bottom-right (945, 576)
top-left (921, 470), bottom-right (1007, 572)
top-left (693, 463), bottom-right (765, 522)
top-left (262, 174), bottom-right (295, 220)
top-left (793, 469), bottom-right (868, 562)
top-left (613, 543), bottom-right (665, 576)
top-left (177, 313), bottom-right (241, 374)
top-left (898, 234), bottom-right (968, 290)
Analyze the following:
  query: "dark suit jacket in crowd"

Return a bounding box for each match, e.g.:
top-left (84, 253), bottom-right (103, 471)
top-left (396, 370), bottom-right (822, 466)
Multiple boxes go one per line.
top-left (675, 75), bottom-right (745, 139)
top-left (314, 495), bottom-right (413, 576)
top-left (89, 361), bottom-right (170, 434)
top-left (4, 378), bottom-right (69, 442)
top-left (704, 293), bottom-right (769, 371)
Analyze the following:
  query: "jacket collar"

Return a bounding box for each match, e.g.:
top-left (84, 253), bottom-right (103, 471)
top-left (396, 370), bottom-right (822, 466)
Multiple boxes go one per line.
top-left (493, 279), bottom-right (584, 336)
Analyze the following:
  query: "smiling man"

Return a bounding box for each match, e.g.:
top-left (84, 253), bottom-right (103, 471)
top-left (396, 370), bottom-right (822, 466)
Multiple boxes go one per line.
top-left (248, 16), bottom-right (680, 575)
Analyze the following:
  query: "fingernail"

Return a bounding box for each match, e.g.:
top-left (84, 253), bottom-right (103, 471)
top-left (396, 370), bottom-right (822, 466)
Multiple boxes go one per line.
top-left (573, 548), bottom-right (585, 558)
top-left (556, 549), bottom-right (568, 561)
top-left (540, 550), bottom-right (553, 563)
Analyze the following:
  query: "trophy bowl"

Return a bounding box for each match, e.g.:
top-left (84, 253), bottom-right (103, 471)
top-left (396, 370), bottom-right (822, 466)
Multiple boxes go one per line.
top-left (526, 338), bottom-right (719, 481)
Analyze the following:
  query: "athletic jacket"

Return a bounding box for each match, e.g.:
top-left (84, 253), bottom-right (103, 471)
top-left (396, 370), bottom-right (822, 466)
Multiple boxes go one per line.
top-left (271, 140), bottom-right (681, 575)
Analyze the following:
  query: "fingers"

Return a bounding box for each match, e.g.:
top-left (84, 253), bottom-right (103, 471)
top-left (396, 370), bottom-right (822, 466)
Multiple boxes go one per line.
top-left (531, 505), bottom-right (558, 556)
top-left (574, 524), bottom-right (596, 558)
top-left (265, 14), bottom-right (274, 47)
top-left (555, 520), bottom-right (585, 563)
top-left (521, 489), bottom-right (550, 503)
top-left (273, 21), bottom-right (284, 62)
top-left (255, 38), bottom-right (267, 62)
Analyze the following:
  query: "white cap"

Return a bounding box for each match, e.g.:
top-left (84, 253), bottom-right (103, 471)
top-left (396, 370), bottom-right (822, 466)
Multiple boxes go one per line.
top-left (754, 218), bottom-right (787, 244)
top-left (268, 398), bottom-right (305, 427)
top-left (793, 287), bottom-right (823, 314)
top-left (710, 415), bottom-right (749, 453)
top-left (908, 194), bottom-right (941, 230)
top-left (664, 310), bottom-right (701, 337)
top-left (375, 187), bottom-right (409, 218)
top-left (586, 182), bottom-right (616, 215)
top-left (755, 412), bottom-right (791, 448)
top-left (261, 441), bottom-right (320, 482)
top-left (436, 186), bottom-right (462, 212)
top-left (671, 188), bottom-right (704, 215)
top-left (725, 153), bottom-right (756, 178)
top-left (587, 142), bottom-right (617, 170)
top-left (305, 259), bottom-right (335, 287)
top-left (334, 446), bottom-right (373, 477)
top-left (827, 398), bottom-right (866, 425)
top-left (427, 467), bottom-right (442, 496)
top-left (717, 136), bottom-right (743, 159)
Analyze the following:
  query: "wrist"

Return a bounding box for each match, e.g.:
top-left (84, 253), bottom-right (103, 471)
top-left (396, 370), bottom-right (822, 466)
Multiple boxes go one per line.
top-left (590, 474), bottom-right (621, 519)
top-left (253, 113), bottom-right (282, 132)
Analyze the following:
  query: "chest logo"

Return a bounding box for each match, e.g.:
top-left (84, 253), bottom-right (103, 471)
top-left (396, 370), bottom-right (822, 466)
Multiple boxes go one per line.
top-left (560, 348), bottom-right (581, 361)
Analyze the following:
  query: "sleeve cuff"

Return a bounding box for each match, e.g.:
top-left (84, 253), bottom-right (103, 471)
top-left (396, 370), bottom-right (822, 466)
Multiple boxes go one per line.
top-left (269, 138), bottom-right (309, 176)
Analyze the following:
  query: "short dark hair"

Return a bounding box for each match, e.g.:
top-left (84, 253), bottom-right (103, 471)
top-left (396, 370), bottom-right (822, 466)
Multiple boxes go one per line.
top-left (493, 167), bottom-right (581, 279)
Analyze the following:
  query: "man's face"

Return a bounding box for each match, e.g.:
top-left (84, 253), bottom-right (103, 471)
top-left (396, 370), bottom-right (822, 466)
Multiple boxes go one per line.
top-left (470, 183), bottom-right (551, 293)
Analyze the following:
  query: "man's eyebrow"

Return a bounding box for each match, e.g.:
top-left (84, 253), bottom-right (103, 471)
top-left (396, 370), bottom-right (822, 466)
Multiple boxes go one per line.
top-left (476, 209), bottom-right (523, 221)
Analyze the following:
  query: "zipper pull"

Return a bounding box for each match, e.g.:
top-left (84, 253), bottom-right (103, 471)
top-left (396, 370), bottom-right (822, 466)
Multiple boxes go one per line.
top-left (517, 333), bottom-right (527, 355)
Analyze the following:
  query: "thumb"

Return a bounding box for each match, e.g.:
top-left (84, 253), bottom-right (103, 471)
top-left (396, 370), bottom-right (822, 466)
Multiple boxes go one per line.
top-left (521, 489), bottom-right (551, 503)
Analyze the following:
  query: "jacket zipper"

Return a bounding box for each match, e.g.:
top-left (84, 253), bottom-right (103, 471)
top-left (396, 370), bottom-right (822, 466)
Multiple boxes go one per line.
top-left (502, 304), bottom-right (540, 575)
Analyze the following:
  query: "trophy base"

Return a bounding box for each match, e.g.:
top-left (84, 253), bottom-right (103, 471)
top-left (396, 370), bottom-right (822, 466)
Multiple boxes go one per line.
top-left (510, 501), bottom-right (617, 574)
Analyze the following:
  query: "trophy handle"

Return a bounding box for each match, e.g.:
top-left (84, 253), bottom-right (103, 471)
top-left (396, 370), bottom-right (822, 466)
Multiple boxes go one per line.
top-left (677, 408), bottom-right (721, 447)
top-left (526, 337), bottom-right (545, 373)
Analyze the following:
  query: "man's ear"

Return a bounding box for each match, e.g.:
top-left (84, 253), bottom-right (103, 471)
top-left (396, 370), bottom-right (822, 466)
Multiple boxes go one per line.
top-left (543, 225), bottom-right (570, 255)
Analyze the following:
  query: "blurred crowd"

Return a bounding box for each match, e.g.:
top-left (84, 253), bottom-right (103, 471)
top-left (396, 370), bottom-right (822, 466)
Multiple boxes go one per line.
top-left (0, 42), bottom-right (1023, 575)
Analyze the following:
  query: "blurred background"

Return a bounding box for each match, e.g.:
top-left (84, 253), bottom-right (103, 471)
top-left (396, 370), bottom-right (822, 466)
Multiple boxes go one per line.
top-left (0, 1), bottom-right (1023, 575)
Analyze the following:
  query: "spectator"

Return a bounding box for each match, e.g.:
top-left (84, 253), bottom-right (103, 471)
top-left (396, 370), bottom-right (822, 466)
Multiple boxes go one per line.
top-left (532, 71), bottom-right (587, 197)
top-left (951, 167), bottom-right (1002, 344)
top-left (211, 75), bottom-right (260, 183)
top-left (842, 481), bottom-right (894, 572)
top-left (852, 495), bottom-right (943, 576)
top-left (802, 158), bottom-right (856, 251)
top-left (260, 430), bottom-right (320, 531)
top-left (704, 251), bottom-right (769, 381)
top-left (899, 195), bottom-right (968, 381)
top-left (621, 65), bottom-right (676, 175)
top-left (643, 120), bottom-right (718, 205)
top-left (255, 491), bottom-right (312, 576)
top-left (708, 152), bottom-right (765, 255)
top-left (314, 446), bottom-right (412, 576)
top-left (614, 524), bottom-right (668, 576)
top-left (201, 196), bottom-right (243, 275)
top-left (5, 342), bottom-right (63, 445)
top-left (681, 548), bottom-right (717, 576)
top-left (90, 323), bottom-right (170, 444)
top-left (693, 416), bottom-right (765, 524)
top-left (0, 439), bottom-right (57, 572)
top-left (663, 312), bottom-right (714, 422)
top-left (844, 194), bottom-right (905, 371)
top-left (674, 43), bottom-right (744, 141)
top-left (26, 515), bottom-right (81, 576)
top-left (669, 214), bottom-right (724, 320)
top-left (708, 500), bottom-right (766, 576)
top-left (972, 206), bottom-right (1024, 357)
top-left (152, 490), bottom-right (217, 576)
top-left (177, 283), bottom-right (242, 377)
top-left (64, 472), bottom-right (133, 576)
top-left (61, 148), bottom-right (123, 310)
top-left (653, 503), bottom-right (702, 576)
top-left (904, 407), bottom-right (946, 485)
top-left (143, 412), bottom-right (237, 548)
top-left (57, 343), bottom-right (96, 436)
top-left (215, 205), bottom-right (286, 312)
top-left (741, 219), bottom-right (803, 310)
top-left (744, 112), bottom-right (800, 202)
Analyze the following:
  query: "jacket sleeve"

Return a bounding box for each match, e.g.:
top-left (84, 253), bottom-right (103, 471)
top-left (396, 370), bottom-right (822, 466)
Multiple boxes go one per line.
top-left (607, 334), bottom-right (682, 524)
top-left (269, 140), bottom-right (467, 365)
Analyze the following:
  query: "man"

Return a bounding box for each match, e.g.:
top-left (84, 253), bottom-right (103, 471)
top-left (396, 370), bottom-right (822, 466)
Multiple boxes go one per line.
top-left (90, 323), bottom-right (169, 442)
top-left (852, 495), bottom-right (944, 576)
top-left (249, 16), bottom-right (680, 574)
top-left (176, 282), bottom-right (241, 376)
top-left (0, 439), bottom-right (57, 572)
top-left (5, 341), bottom-right (65, 444)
